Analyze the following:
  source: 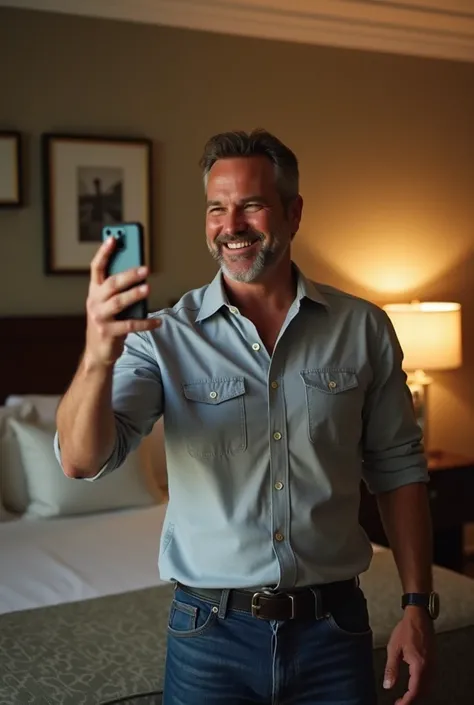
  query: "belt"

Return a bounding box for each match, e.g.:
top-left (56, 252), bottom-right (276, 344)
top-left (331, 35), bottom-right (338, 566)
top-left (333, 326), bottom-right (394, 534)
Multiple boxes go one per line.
top-left (177, 578), bottom-right (358, 621)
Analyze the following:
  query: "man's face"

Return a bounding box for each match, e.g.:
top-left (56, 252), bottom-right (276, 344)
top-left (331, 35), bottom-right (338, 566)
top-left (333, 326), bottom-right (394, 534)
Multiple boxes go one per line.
top-left (205, 156), bottom-right (301, 283)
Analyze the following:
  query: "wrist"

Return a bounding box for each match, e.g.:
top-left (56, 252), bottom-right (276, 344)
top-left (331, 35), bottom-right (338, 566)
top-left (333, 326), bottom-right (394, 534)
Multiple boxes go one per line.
top-left (403, 605), bottom-right (430, 619)
top-left (82, 350), bottom-right (115, 375)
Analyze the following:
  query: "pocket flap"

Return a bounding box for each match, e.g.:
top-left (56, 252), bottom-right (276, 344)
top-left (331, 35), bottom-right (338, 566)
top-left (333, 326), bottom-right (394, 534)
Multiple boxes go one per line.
top-left (183, 377), bottom-right (245, 405)
top-left (301, 369), bottom-right (358, 394)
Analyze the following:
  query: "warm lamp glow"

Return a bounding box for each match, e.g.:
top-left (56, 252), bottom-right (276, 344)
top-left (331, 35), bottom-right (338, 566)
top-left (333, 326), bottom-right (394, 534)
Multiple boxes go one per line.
top-left (383, 301), bottom-right (462, 371)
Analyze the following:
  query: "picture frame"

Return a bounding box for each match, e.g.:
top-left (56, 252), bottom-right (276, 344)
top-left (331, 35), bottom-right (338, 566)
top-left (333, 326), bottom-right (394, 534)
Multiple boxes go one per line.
top-left (41, 133), bottom-right (153, 275)
top-left (0, 131), bottom-right (22, 208)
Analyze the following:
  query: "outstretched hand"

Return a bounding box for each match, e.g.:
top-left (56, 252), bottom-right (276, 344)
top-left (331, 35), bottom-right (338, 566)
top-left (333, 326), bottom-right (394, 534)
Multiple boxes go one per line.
top-left (383, 608), bottom-right (436, 704)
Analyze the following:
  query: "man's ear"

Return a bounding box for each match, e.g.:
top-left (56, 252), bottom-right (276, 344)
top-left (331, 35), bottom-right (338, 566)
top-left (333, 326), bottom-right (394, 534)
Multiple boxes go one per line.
top-left (288, 195), bottom-right (303, 238)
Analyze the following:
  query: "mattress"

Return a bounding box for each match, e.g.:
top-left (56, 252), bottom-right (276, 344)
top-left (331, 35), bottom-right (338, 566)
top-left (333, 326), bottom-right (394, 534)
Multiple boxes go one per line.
top-left (0, 504), bottom-right (168, 615)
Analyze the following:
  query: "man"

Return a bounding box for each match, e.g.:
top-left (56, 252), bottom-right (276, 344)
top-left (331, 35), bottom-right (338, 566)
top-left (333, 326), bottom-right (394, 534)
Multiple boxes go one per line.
top-left (56, 129), bottom-right (437, 705)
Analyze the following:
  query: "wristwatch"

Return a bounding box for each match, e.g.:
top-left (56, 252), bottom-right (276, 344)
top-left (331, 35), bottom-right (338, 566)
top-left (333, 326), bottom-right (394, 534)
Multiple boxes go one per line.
top-left (401, 592), bottom-right (440, 620)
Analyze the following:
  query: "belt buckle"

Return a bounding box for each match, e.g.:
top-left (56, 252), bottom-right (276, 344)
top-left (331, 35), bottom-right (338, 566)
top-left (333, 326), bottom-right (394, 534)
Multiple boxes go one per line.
top-left (251, 591), bottom-right (296, 619)
top-left (251, 591), bottom-right (268, 619)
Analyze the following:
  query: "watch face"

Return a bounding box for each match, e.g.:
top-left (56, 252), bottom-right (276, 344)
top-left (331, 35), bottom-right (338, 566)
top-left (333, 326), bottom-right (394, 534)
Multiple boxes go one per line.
top-left (429, 592), bottom-right (440, 619)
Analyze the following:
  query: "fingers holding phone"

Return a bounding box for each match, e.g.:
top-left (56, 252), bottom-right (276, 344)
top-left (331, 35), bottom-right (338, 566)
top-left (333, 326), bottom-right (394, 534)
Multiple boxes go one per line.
top-left (85, 225), bottom-right (161, 368)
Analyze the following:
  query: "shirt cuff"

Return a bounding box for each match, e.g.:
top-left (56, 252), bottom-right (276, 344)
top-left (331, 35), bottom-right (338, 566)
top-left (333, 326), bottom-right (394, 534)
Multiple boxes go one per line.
top-left (364, 465), bottom-right (429, 494)
top-left (53, 431), bottom-right (118, 482)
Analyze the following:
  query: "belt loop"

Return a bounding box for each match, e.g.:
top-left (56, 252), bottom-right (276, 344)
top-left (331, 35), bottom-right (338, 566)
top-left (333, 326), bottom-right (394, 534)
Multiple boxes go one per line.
top-left (310, 587), bottom-right (324, 619)
top-left (218, 589), bottom-right (230, 619)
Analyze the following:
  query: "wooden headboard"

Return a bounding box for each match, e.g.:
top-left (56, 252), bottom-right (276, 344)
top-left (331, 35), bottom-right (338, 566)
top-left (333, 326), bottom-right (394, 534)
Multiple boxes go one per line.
top-left (0, 315), bottom-right (87, 404)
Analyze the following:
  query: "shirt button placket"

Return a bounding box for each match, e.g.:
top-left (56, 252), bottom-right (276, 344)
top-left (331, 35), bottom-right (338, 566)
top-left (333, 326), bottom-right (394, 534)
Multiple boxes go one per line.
top-left (267, 358), bottom-right (295, 587)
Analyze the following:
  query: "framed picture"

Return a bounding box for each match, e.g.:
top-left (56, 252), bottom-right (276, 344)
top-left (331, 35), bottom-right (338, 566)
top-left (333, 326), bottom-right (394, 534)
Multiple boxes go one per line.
top-left (41, 133), bottom-right (152, 274)
top-left (0, 131), bottom-right (22, 208)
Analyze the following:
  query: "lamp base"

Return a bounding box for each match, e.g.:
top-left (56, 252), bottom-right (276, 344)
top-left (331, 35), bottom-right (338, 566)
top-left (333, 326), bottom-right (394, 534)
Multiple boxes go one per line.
top-left (407, 370), bottom-right (431, 454)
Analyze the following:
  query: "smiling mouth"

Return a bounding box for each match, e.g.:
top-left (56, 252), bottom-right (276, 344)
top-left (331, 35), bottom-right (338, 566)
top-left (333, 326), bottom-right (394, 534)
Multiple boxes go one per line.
top-left (223, 239), bottom-right (259, 252)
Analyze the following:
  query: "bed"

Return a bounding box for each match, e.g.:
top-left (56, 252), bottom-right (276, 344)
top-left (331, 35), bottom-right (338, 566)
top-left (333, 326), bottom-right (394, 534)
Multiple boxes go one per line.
top-left (1, 315), bottom-right (474, 705)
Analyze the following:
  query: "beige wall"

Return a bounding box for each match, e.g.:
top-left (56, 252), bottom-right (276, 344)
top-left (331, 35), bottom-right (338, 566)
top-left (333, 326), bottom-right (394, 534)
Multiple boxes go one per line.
top-left (0, 7), bottom-right (473, 458)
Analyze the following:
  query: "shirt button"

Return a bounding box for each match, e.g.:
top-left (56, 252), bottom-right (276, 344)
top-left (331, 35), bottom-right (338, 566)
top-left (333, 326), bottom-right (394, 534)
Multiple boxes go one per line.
top-left (275, 532), bottom-right (284, 542)
top-left (271, 381), bottom-right (279, 389)
top-left (273, 431), bottom-right (282, 441)
top-left (252, 343), bottom-right (260, 351)
top-left (328, 381), bottom-right (337, 389)
top-left (209, 391), bottom-right (218, 399)
top-left (229, 306), bottom-right (239, 314)
top-left (274, 481), bottom-right (283, 491)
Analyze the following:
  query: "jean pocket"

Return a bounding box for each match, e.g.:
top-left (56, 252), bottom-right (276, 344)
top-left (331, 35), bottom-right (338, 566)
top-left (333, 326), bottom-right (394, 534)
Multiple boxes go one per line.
top-left (325, 587), bottom-right (373, 638)
top-left (167, 593), bottom-right (218, 639)
top-left (182, 377), bottom-right (247, 458)
top-left (301, 369), bottom-right (362, 446)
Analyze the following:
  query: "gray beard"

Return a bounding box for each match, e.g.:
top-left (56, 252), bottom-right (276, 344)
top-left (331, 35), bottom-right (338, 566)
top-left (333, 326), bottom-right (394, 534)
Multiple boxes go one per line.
top-left (208, 239), bottom-right (282, 283)
top-left (220, 249), bottom-right (267, 283)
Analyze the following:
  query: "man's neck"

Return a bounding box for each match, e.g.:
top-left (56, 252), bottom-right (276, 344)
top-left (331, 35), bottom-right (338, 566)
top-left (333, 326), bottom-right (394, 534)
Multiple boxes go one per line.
top-left (223, 261), bottom-right (296, 317)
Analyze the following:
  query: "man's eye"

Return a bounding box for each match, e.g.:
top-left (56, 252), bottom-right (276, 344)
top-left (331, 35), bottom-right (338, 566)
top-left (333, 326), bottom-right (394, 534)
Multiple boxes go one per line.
top-left (244, 203), bottom-right (262, 212)
top-left (209, 207), bottom-right (224, 214)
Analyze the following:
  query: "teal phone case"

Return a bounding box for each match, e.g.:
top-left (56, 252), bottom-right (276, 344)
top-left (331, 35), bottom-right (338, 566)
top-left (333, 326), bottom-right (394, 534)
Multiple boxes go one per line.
top-left (102, 222), bottom-right (147, 320)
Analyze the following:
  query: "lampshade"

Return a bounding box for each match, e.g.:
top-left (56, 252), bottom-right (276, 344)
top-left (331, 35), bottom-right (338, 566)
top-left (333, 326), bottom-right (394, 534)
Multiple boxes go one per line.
top-left (383, 301), bottom-right (462, 371)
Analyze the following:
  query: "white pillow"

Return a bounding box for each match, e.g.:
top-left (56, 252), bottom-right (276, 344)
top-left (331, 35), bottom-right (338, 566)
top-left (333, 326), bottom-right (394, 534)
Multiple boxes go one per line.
top-left (0, 403), bottom-right (38, 513)
top-left (6, 394), bottom-right (61, 426)
top-left (8, 417), bottom-right (158, 518)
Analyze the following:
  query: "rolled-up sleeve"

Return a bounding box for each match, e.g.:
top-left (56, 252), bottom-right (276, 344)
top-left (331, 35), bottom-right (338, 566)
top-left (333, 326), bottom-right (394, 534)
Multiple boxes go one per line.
top-left (362, 310), bottom-right (428, 494)
top-left (54, 327), bottom-right (163, 481)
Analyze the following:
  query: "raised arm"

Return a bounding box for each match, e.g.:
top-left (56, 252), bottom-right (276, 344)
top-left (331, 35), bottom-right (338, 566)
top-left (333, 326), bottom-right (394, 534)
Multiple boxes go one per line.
top-left (56, 237), bottom-right (161, 479)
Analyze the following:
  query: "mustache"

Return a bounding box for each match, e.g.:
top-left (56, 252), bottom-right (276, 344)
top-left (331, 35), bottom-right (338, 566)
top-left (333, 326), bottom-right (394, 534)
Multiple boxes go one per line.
top-left (215, 231), bottom-right (264, 246)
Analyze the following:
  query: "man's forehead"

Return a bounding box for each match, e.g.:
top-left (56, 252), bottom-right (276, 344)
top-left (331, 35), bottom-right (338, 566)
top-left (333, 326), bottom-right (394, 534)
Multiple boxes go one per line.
top-left (207, 156), bottom-right (275, 194)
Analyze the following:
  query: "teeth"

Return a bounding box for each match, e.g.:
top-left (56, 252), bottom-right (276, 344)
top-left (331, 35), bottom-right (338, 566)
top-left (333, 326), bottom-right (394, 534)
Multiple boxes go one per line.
top-left (227, 241), bottom-right (253, 250)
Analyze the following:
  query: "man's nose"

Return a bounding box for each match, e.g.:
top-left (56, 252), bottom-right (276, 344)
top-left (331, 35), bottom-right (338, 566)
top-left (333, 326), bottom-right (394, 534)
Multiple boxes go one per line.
top-left (222, 208), bottom-right (246, 235)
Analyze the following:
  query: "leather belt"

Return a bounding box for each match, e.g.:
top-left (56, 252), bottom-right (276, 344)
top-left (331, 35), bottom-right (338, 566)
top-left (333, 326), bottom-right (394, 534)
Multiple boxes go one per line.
top-left (177, 578), bottom-right (357, 621)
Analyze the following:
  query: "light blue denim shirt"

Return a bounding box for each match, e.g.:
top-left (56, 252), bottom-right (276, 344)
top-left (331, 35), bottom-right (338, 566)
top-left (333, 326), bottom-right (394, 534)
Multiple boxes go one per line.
top-left (55, 265), bottom-right (427, 589)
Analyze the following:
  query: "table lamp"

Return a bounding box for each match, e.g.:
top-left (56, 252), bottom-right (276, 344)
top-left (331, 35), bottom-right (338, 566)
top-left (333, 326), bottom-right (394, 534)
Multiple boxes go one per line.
top-left (383, 301), bottom-right (462, 454)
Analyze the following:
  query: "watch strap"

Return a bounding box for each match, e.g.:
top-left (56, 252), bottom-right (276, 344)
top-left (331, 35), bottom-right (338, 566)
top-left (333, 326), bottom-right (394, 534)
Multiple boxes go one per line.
top-left (401, 592), bottom-right (440, 619)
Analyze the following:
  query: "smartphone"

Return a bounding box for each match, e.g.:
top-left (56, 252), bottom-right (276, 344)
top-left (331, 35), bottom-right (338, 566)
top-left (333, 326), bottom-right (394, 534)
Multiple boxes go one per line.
top-left (101, 222), bottom-right (147, 320)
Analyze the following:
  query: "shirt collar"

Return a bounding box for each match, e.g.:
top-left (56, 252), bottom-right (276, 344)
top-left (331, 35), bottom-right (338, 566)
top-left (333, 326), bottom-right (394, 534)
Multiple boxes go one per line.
top-left (294, 264), bottom-right (330, 308)
top-left (196, 263), bottom-right (329, 323)
top-left (196, 270), bottom-right (229, 322)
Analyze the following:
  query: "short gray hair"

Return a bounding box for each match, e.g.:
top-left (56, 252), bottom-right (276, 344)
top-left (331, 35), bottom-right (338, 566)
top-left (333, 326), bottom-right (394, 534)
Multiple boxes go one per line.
top-left (199, 129), bottom-right (299, 207)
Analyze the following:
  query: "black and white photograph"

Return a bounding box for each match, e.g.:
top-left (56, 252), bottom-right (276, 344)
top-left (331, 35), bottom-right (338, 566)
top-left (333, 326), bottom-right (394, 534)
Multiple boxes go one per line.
top-left (42, 134), bottom-right (152, 274)
top-left (78, 166), bottom-right (124, 242)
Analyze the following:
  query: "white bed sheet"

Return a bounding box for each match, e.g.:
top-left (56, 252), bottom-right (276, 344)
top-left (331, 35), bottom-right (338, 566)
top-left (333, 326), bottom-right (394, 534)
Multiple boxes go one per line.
top-left (0, 502), bottom-right (388, 616)
top-left (0, 504), bottom-right (168, 615)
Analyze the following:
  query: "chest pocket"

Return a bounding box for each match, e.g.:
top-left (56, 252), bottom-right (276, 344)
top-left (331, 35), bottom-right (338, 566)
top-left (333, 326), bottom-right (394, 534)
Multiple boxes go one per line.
top-left (182, 377), bottom-right (247, 458)
top-left (300, 369), bottom-right (362, 446)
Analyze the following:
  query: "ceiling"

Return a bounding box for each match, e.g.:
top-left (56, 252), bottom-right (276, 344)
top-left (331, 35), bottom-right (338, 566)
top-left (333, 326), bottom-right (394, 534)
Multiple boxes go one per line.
top-left (2, 0), bottom-right (474, 63)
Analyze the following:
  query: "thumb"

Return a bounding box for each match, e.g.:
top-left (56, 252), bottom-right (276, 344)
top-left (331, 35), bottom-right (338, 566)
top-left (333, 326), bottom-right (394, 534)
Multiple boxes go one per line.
top-left (384, 643), bottom-right (401, 690)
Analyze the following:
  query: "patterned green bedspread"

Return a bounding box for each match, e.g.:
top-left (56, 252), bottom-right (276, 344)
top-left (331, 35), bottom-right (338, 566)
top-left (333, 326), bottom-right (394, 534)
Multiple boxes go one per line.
top-left (2, 553), bottom-right (474, 705)
top-left (0, 584), bottom-right (174, 705)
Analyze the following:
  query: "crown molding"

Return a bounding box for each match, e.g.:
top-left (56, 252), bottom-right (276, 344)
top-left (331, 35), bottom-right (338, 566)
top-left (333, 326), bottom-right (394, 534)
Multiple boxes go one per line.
top-left (2, 0), bottom-right (474, 63)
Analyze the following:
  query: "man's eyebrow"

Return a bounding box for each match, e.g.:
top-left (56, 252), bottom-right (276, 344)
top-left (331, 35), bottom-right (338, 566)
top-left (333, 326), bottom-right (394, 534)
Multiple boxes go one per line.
top-left (206, 196), bottom-right (267, 206)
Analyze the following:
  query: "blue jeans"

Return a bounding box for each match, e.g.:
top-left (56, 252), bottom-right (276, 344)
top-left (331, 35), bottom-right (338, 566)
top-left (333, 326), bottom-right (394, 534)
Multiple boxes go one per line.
top-left (163, 584), bottom-right (377, 705)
